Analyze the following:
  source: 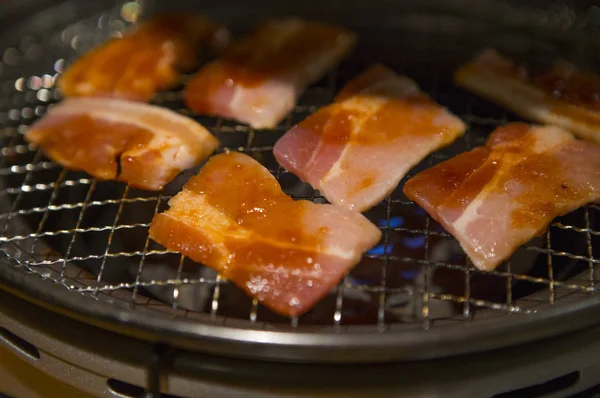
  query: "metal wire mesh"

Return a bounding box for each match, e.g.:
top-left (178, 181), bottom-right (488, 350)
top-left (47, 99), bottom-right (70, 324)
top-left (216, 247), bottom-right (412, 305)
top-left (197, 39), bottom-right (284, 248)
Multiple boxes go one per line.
top-left (0, 0), bottom-right (599, 336)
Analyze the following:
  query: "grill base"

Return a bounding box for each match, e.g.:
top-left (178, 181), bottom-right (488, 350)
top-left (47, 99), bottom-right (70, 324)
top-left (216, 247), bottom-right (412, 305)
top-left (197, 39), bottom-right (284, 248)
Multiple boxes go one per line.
top-left (2, 288), bottom-right (600, 398)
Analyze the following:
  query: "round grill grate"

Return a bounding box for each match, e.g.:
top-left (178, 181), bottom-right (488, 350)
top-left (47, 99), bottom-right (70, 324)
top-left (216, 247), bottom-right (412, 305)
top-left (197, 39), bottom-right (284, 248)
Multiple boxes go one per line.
top-left (0, 0), bottom-right (599, 362)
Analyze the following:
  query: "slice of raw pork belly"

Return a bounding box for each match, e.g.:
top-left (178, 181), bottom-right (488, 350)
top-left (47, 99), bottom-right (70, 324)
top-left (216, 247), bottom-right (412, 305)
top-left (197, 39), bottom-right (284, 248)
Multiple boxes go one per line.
top-left (273, 64), bottom-right (466, 212)
top-left (404, 122), bottom-right (600, 271)
top-left (454, 48), bottom-right (600, 144)
top-left (149, 152), bottom-right (381, 317)
top-left (185, 18), bottom-right (357, 129)
top-left (59, 13), bottom-right (228, 102)
top-left (26, 97), bottom-right (219, 190)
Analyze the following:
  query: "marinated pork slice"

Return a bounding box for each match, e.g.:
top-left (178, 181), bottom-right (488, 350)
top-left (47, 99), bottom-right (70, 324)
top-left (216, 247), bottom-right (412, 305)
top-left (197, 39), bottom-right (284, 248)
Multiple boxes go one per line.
top-left (148, 152), bottom-right (381, 317)
top-left (59, 13), bottom-right (229, 102)
top-left (26, 98), bottom-right (219, 190)
top-left (455, 48), bottom-right (600, 143)
top-left (273, 64), bottom-right (466, 213)
top-left (184, 18), bottom-right (356, 129)
top-left (404, 122), bottom-right (600, 271)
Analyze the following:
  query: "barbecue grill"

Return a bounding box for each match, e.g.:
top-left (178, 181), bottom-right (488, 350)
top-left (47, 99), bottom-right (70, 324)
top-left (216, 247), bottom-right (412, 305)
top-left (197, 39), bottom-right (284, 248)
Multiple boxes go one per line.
top-left (1, 0), bottom-right (600, 396)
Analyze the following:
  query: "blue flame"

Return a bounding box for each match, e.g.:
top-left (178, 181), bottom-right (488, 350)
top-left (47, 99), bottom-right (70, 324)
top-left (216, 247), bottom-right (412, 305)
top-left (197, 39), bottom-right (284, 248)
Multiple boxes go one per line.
top-left (402, 235), bottom-right (426, 249)
top-left (377, 216), bottom-right (404, 228)
top-left (401, 269), bottom-right (420, 279)
top-left (367, 244), bottom-right (393, 255)
top-left (414, 207), bottom-right (427, 216)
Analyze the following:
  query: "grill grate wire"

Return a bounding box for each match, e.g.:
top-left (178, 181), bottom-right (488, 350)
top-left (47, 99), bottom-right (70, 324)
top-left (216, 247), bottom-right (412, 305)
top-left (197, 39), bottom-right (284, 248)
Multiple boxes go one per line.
top-left (0, 0), bottom-right (598, 336)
